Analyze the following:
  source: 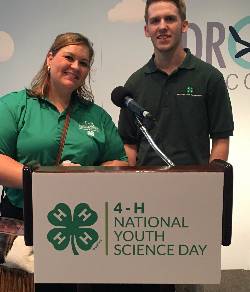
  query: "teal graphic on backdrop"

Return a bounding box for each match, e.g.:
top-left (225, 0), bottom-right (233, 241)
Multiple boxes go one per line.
top-left (228, 16), bottom-right (250, 69)
top-left (229, 26), bottom-right (250, 58)
top-left (47, 203), bottom-right (99, 255)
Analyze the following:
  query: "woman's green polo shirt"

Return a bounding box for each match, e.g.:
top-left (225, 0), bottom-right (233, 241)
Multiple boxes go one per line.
top-left (0, 90), bottom-right (127, 208)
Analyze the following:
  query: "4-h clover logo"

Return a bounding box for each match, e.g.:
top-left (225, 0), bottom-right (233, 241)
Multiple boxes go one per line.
top-left (186, 86), bottom-right (194, 95)
top-left (47, 203), bottom-right (99, 255)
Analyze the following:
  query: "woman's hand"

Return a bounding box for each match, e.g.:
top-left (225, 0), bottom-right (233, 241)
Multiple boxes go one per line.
top-left (61, 160), bottom-right (129, 167)
top-left (61, 160), bottom-right (81, 166)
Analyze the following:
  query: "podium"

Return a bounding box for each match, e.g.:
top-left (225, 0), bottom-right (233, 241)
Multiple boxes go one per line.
top-left (23, 161), bottom-right (233, 285)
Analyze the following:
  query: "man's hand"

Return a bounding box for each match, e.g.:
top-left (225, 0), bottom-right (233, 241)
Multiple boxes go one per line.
top-left (124, 144), bottom-right (137, 166)
top-left (210, 138), bottom-right (230, 162)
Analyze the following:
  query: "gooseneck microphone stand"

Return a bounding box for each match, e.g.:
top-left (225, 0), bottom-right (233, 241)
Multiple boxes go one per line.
top-left (135, 116), bottom-right (175, 167)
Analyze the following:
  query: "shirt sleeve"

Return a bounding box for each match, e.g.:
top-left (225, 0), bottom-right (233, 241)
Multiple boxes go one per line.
top-left (100, 111), bottom-right (127, 163)
top-left (117, 79), bottom-right (139, 145)
top-left (207, 74), bottom-right (234, 139)
top-left (0, 97), bottom-right (18, 158)
top-left (0, 91), bottom-right (27, 158)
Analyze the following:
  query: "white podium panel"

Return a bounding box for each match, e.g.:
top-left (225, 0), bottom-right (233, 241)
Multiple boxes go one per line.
top-left (32, 170), bottom-right (224, 284)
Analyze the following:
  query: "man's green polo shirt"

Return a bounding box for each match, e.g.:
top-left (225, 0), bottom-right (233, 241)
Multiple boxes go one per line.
top-left (0, 90), bottom-right (127, 208)
top-left (118, 49), bottom-right (234, 166)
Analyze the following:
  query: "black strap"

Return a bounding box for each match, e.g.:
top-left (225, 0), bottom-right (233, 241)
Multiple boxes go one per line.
top-left (55, 109), bottom-right (71, 165)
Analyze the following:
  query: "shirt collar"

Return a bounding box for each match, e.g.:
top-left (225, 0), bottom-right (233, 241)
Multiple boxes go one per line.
top-left (27, 90), bottom-right (91, 113)
top-left (144, 48), bottom-right (195, 74)
top-left (179, 48), bottom-right (196, 70)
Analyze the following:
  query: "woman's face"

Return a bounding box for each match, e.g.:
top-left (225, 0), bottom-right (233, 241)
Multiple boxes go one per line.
top-left (47, 44), bottom-right (90, 94)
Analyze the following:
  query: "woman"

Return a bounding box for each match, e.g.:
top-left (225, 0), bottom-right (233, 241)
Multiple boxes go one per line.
top-left (0, 32), bottom-right (127, 292)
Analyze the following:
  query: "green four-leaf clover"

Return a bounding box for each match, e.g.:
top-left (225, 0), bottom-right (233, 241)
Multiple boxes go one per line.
top-left (47, 203), bottom-right (99, 255)
top-left (186, 86), bottom-right (194, 94)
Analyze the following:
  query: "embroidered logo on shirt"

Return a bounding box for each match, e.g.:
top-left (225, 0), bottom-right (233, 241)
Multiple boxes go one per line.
top-left (79, 121), bottom-right (100, 137)
top-left (176, 86), bottom-right (203, 97)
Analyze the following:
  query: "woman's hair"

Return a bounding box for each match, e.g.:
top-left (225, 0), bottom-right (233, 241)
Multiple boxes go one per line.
top-left (27, 32), bottom-right (94, 102)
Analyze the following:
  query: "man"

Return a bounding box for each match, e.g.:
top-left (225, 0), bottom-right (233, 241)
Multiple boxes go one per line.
top-left (118, 0), bottom-right (234, 168)
top-left (118, 0), bottom-right (234, 291)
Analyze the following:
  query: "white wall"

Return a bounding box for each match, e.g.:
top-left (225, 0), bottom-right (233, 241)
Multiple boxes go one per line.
top-left (0, 0), bottom-right (249, 269)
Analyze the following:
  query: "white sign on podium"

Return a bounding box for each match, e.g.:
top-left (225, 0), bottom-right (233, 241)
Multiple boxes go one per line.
top-left (32, 169), bottom-right (224, 284)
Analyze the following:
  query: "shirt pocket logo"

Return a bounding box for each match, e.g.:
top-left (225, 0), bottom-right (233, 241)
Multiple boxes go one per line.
top-left (176, 86), bottom-right (203, 97)
top-left (79, 121), bottom-right (100, 137)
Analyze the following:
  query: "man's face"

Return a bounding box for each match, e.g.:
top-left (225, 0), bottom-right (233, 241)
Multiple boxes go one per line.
top-left (144, 1), bottom-right (188, 54)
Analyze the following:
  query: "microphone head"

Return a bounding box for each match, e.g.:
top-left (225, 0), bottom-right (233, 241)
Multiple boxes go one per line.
top-left (111, 86), bottom-right (132, 108)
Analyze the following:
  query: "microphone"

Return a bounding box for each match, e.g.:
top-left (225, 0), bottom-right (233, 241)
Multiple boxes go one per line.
top-left (111, 87), bottom-right (173, 166)
top-left (111, 86), bottom-right (152, 119)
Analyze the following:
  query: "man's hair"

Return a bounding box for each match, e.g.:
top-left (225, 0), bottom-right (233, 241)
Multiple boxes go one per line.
top-left (144, 0), bottom-right (186, 23)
